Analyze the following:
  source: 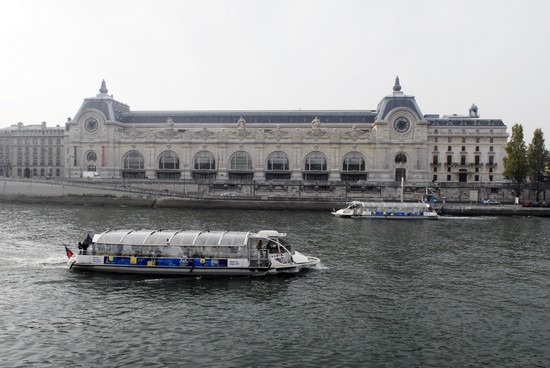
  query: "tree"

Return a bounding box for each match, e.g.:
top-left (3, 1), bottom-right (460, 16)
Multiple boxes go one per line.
top-left (527, 128), bottom-right (549, 201)
top-left (503, 124), bottom-right (527, 198)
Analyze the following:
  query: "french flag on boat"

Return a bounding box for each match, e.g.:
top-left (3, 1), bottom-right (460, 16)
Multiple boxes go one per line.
top-left (64, 244), bottom-right (74, 259)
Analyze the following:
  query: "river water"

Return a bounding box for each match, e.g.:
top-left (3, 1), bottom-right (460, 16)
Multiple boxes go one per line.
top-left (0, 202), bottom-right (549, 367)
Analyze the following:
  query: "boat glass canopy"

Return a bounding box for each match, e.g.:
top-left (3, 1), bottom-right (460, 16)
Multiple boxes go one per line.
top-left (93, 230), bottom-right (252, 248)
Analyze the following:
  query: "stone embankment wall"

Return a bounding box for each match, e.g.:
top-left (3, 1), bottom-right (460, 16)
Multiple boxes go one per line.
top-left (1, 179), bottom-right (549, 215)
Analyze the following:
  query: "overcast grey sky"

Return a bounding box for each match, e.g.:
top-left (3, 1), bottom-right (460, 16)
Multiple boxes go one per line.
top-left (1, 0), bottom-right (548, 141)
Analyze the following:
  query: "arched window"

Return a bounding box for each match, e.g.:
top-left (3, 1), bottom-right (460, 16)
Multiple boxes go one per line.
top-left (192, 151), bottom-right (216, 180)
top-left (303, 152), bottom-right (328, 181)
top-left (86, 151), bottom-right (97, 162)
top-left (158, 151), bottom-right (179, 170)
top-left (304, 152), bottom-right (327, 171)
top-left (395, 153), bottom-right (407, 164)
top-left (229, 151), bottom-right (253, 180)
top-left (267, 151), bottom-right (289, 171)
top-left (157, 151), bottom-right (180, 179)
top-left (194, 151), bottom-right (216, 170)
top-left (266, 151), bottom-right (290, 180)
top-left (341, 152), bottom-right (367, 182)
top-left (123, 150), bottom-right (144, 170)
top-left (342, 152), bottom-right (365, 171)
top-left (230, 151), bottom-right (252, 171)
top-left (122, 150), bottom-right (145, 179)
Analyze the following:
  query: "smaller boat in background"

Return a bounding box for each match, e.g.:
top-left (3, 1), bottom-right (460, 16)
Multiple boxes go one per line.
top-left (331, 201), bottom-right (438, 220)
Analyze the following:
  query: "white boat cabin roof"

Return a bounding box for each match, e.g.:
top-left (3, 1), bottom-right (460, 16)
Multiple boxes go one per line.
top-left (93, 230), bottom-right (256, 247)
top-left (92, 229), bottom-right (285, 247)
top-left (350, 201), bottom-right (431, 209)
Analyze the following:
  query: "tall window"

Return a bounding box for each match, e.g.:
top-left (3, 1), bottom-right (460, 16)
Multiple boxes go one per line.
top-left (342, 152), bottom-right (365, 171)
top-left (304, 152), bottom-right (327, 171)
top-left (159, 151), bottom-right (179, 170)
top-left (229, 151), bottom-right (252, 171)
top-left (304, 152), bottom-right (328, 181)
top-left (395, 168), bottom-right (406, 182)
top-left (194, 151), bottom-right (216, 170)
top-left (229, 151), bottom-right (253, 180)
top-left (267, 151), bottom-right (289, 171)
top-left (266, 151), bottom-right (290, 180)
top-left (123, 150), bottom-right (144, 170)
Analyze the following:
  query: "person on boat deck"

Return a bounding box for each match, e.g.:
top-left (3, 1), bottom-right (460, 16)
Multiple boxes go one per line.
top-left (78, 240), bottom-right (89, 254)
top-left (257, 240), bottom-right (263, 250)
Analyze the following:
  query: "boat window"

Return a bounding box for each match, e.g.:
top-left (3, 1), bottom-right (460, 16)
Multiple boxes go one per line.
top-left (121, 230), bottom-right (156, 245)
top-left (170, 232), bottom-right (203, 246)
top-left (144, 231), bottom-right (179, 246)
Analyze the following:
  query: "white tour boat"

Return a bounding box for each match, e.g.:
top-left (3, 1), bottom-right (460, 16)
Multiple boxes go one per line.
top-left (331, 201), bottom-right (439, 220)
top-left (64, 229), bottom-right (320, 276)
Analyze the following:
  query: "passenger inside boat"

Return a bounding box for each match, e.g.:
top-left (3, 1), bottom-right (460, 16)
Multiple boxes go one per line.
top-left (267, 241), bottom-right (279, 254)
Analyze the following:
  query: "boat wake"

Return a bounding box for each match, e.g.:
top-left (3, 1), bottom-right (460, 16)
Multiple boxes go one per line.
top-left (310, 262), bottom-right (329, 270)
top-left (439, 216), bottom-right (498, 220)
top-left (1, 255), bottom-right (68, 269)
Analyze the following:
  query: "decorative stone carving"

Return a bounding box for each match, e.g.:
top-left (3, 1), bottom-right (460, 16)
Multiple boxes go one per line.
top-left (311, 116), bottom-right (321, 129)
top-left (255, 128), bottom-right (264, 140)
top-left (305, 128), bottom-right (327, 139)
top-left (237, 116), bottom-right (246, 128)
top-left (195, 127), bottom-right (216, 140)
top-left (293, 128), bottom-right (302, 141)
top-left (165, 117), bottom-right (174, 129)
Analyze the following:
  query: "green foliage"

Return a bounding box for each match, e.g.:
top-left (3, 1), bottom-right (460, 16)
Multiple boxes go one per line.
top-left (503, 124), bottom-right (527, 182)
top-left (527, 128), bottom-right (549, 200)
top-left (503, 124), bottom-right (527, 196)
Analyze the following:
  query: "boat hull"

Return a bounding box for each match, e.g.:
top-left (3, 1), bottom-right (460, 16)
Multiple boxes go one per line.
top-left (332, 201), bottom-right (439, 220)
top-left (69, 255), bottom-right (320, 277)
top-left (353, 213), bottom-right (439, 220)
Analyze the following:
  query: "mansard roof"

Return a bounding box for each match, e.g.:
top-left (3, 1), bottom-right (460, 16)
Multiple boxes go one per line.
top-left (375, 77), bottom-right (424, 121)
top-left (79, 98), bottom-right (130, 121)
top-left (73, 79), bottom-right (506, 130)
top-left (73, 80), bottom-right (130, 122)
top-left (427, 117), bottom-right (506, 128)
top-left (120, 110), bottom-right (377, 125)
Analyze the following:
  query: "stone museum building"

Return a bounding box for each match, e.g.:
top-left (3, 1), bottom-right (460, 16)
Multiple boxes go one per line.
top-left (0, 77), bottom-right (509, 200)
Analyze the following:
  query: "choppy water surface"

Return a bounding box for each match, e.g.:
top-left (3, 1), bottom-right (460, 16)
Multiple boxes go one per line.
top-left (0, 202), bottom-right (549, 367)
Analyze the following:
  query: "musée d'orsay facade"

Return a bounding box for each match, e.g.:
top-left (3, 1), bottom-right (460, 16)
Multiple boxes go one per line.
top-left (1, 77), bottom-right (508, 198)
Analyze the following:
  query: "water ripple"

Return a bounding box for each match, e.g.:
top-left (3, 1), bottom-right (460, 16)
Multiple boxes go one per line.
top-left (0, 203), bottom-right (549, 367)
